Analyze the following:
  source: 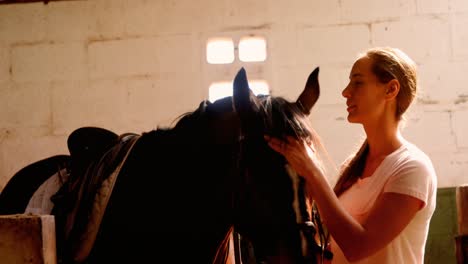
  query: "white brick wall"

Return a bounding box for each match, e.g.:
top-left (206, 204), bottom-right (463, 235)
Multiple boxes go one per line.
top-left (46, 1), bottom-right (93, 42)
top-left (0, 82), bottom-right (51, 128)
top-left (270, 0), bottom-right (341, 26)
top-left (452, 13), bottom-right (468, 59)
top-left (372, 16), bottom-right (451, 63)
top-left (88, 38), bottom-right (159, 79)
top-left (0, 44), bottom-right (9, 82)
top-left (12, 43), bottom-right (87, 82)
top-left (0, 3), bottom-right (46, 44)
top-left (404, 108), bottom-right (458, 153)
top-left (417, 0), bottom-right (450, 14)
top-left (87, 0), bottom-right (127, 39)
top-left (0, 130), bottom-right (67, 191)
top-left (51, 79), bottom-right (128, 134)
top-left (453, 109), bottom-right (468, 148)
top-left (298, 24), bottom-right (371, 66)
top-left (341, 0), bottom-right (417, 23)
top-left (1, 0), bottom-right (468, 190)
top-left (418, 60), bottom-right (468, 103)
top-left (225, 0), bottom-right (272, 28)
top-left (451, 0), bottom-right (468, 13)
top-left (156, 35), bottom-right (198, 74)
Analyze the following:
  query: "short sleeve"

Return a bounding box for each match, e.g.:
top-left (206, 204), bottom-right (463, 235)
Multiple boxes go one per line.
top-left (383, 159), bottom-right (435, 207)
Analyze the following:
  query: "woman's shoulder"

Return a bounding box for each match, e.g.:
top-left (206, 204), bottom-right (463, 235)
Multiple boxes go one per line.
top-left (399, 141), bottom-right (434, 168)
top-left (383, 141), bottom-right (438, 207)
top-left (388, 141), bottom-right (438, 185)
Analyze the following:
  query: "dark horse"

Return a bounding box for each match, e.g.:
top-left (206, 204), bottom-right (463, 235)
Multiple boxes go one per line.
top-left (0, 67), bottom-right (331, 263)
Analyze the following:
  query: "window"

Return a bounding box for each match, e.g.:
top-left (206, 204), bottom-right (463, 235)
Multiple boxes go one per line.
top-left (206, 35), bottom-right (269, 102)
top-left (209, 82), bottom-right (232, 102)
top-left (209, 80), bottom-right (270, 102)
top-left (239, 36), bottom-right (267, 62)
top-left (206, 35), bottom-right (267, 64)
top-left (206, 38), bottom-right (235, 64)
top-left (249, 80), bottom-right (269, 95)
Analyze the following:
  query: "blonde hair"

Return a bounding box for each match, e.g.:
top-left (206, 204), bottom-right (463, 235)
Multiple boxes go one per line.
top-left (334, 47), bottom-right (418, 196)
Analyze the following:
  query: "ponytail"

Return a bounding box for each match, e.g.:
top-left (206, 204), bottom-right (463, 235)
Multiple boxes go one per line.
top-left (333, 141), bottom-right (369, 196)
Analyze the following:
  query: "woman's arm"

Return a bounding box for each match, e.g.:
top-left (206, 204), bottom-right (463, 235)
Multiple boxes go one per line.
top-left (266, 136), bottom-right (423, 261)
top-left (307, 174), bottom-right (422, 261)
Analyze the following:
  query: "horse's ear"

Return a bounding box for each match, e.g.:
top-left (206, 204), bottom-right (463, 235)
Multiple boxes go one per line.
top-left (296, 67), bottom-right (320, 115)
top-left (233, 67), bottom-right (261, 115)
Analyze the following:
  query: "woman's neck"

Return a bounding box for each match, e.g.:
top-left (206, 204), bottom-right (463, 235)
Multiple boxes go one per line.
top-left (363, 119), bottom-right (403, 159)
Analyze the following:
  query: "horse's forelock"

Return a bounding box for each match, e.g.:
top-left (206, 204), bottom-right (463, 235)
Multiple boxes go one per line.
top-left (262, 96), bottom-right (313, 142)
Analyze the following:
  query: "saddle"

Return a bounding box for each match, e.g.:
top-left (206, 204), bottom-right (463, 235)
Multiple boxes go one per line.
top-left (51, 127), bottom-right (140, 263)
top-left (0, 155), bottom-right (70, 215)
top-left (0, 126), bottom-right (139, 263)
top-left (67, 126), bottom-right (119, 178)
top-left (0, 127), bottom-right (119, 216)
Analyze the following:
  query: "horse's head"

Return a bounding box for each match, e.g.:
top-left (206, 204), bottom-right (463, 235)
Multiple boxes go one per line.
top-left (164, 68), bottom-right (321, 263)
top-left (230, 67), bottom-right (322, 263)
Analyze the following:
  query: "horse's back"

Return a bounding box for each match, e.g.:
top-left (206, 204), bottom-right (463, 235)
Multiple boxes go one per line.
top-left (86, 131), bottom-right (234, 263)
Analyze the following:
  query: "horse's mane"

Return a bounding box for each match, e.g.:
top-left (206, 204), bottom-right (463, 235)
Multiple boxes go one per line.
top-left (157, 100), bottom-right (210, 132)
top-left (162, 95), bottom-right (328, 166)
top-left (155, 94), bottom-right (313, 140)
top-left (259, 96), bottom-right (313, 140)
top-left (261, 95), bottom-right (336, 176)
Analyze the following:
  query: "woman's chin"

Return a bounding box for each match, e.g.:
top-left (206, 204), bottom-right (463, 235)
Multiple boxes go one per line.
top-left (346, 115), bottom-right (360, 124)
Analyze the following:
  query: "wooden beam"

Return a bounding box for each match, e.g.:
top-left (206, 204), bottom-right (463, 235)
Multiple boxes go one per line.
top-left (0, 0), bottom-right (80, 5)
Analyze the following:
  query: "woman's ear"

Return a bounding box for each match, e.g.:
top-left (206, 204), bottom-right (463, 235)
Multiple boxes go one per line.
top-left (385, 79), bottom-right (400, 99)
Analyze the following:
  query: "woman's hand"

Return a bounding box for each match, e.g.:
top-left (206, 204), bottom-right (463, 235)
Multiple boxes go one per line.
top-left (264, 135), bottom-right (323, 181)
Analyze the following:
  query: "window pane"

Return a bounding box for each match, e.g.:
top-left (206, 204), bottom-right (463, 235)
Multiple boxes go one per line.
top-left (209, 82), bottom-right (232, 102)
top-left (209, 80), bottom-right (269, 102)
top-left (206, 38), bottom-right (235, 64)
top-left (249, 80), bottom-right (270, 96)
top-left (239, 36), bottom-right (267, 62)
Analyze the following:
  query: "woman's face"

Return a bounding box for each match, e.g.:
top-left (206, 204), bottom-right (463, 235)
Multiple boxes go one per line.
top-left (342, 57), bottom-right (388, 125)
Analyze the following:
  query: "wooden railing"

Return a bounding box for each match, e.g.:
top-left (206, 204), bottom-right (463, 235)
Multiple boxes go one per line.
top-left (0, 214), bottom-right (56, 264)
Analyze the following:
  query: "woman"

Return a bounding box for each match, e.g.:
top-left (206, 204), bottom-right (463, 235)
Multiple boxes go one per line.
top-left (266, 47), bottom-right (437, 263)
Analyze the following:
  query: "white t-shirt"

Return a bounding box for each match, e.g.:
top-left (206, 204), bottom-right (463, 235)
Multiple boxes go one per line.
top-left (330, 141), bottom-right (437, 264)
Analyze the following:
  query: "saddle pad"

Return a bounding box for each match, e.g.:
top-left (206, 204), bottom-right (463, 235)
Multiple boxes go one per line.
top-left (25, 169), bottom-right (69, 215)
top-left (71, 135), bottom-right (140, 263)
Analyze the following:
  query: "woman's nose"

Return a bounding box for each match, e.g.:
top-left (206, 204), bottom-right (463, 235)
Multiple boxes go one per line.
top-left (342, 84), bottom-right (350, 98)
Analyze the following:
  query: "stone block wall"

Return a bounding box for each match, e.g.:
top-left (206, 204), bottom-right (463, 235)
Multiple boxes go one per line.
top-left (0, 0), bottom-right (467, 190)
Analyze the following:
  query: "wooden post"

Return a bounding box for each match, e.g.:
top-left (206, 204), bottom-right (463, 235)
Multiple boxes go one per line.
top-left (455, 235), bottom-right (468, 264)
top-left (0, 214), bottom-right (56, 264)
top-left (457, 184), bottom-right (468, 235)
top-left (456, 184), bottom-right (468, 264)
